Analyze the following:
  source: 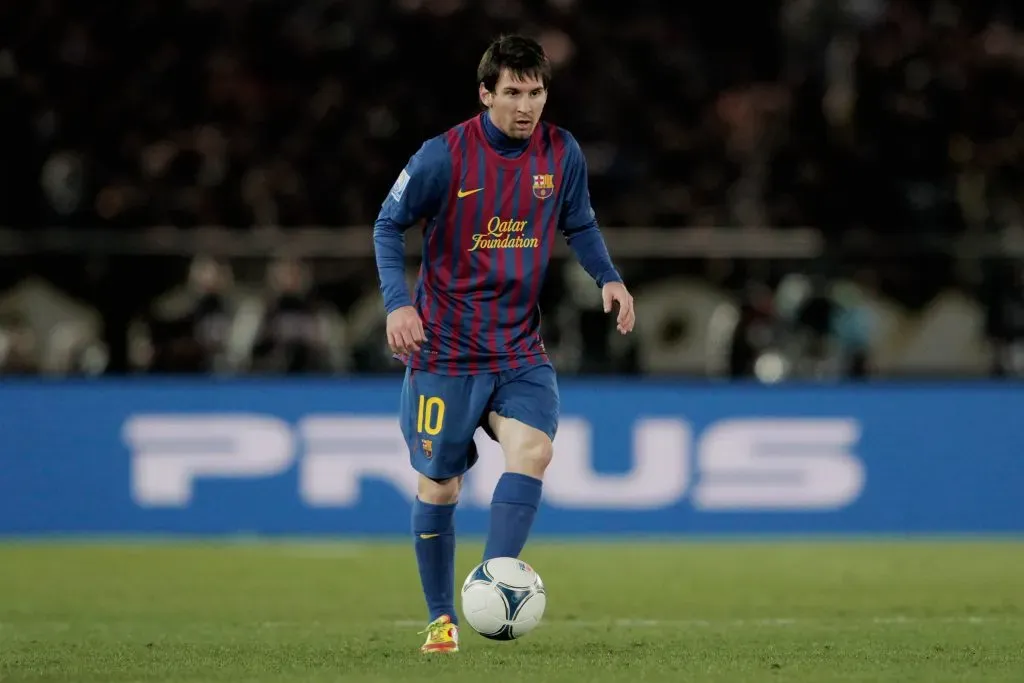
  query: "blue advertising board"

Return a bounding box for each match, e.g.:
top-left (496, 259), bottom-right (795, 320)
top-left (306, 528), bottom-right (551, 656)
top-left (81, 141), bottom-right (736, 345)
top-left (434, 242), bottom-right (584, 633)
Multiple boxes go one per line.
top-left (0, 379), bottom-right (1021, 536)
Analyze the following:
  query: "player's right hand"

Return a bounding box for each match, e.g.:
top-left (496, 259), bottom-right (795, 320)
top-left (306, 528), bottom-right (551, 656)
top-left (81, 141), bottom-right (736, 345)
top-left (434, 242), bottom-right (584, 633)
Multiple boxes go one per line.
top-left (386, 305), bottom-right (426, 355)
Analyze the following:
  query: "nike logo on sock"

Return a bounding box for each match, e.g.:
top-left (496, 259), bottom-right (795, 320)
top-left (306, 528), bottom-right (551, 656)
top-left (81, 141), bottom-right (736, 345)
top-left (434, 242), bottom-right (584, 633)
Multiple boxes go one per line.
top-left (419, 533), bottom-right (440, 539)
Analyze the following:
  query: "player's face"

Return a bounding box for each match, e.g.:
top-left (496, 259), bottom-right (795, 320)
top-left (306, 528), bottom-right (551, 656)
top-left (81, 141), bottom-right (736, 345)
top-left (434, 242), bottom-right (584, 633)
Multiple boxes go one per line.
top-left (480, 70), bottom-right (548, 140)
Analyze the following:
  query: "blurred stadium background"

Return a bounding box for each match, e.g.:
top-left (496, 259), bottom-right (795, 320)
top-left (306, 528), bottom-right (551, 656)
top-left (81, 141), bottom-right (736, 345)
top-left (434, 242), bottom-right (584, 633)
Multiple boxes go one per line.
top-left (1, 2), bottom-right (1023, 680)
top-left (2, 0), bottom-right (1023, 379)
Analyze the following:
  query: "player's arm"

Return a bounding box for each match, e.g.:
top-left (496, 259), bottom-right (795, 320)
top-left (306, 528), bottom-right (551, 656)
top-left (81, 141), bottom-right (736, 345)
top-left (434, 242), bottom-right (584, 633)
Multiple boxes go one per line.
top-left (373, 136), bottom-right (451, 353)
top-left (558, 133), bottom-right (635, 334)
top-left (373, 136), bottom-right (450, 313)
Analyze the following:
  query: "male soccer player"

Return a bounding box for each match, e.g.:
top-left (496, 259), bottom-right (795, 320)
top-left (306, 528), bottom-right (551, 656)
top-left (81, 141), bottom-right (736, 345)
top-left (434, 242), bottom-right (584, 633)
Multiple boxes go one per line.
top-left (373, 35), bottom-right (634, 654)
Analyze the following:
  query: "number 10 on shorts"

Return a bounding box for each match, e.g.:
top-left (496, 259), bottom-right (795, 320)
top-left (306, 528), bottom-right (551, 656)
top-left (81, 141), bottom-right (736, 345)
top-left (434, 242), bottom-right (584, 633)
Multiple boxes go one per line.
top-left (417, 395), bottom-right (445, 436)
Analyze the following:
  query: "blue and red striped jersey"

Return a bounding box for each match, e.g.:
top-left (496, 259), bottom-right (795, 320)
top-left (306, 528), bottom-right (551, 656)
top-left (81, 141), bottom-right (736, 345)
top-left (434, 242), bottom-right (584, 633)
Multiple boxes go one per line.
top-left (374, 112), bottom-right (621, 375)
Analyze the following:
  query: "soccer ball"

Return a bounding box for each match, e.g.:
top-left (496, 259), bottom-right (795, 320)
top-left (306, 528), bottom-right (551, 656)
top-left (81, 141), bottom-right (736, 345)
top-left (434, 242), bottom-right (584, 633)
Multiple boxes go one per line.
top-left (460, 557), bottom-right (546, 640)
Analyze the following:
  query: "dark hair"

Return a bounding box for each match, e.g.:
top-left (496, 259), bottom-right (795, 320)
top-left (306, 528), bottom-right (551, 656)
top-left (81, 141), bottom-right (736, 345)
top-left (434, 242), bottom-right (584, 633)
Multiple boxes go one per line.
top-left (477, 35), bottom-right (551, 93)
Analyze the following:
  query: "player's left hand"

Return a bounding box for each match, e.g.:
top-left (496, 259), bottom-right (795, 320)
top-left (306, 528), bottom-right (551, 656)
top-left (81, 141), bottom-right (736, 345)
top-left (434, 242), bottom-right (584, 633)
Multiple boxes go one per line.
top-left (602, 282), bottom-right (635, 334)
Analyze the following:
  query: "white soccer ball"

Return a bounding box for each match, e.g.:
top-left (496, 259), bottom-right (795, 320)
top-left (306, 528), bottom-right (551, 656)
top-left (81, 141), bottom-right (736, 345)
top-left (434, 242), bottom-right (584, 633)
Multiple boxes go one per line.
top-left (460, 557), bottom-right (546, 640)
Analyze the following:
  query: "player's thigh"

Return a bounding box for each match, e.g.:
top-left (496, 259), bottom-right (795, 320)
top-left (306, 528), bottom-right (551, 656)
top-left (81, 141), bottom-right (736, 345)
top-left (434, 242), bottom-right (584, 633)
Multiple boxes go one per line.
top-left (486, 363), bottom-right (560, 443)
top-left (400, 368), bottom-right (495, 480)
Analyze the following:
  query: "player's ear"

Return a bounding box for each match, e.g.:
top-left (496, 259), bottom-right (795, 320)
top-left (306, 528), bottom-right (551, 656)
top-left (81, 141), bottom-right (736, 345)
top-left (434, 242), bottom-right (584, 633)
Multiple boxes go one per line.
top-left (479, 83), bottom-right (493, 108)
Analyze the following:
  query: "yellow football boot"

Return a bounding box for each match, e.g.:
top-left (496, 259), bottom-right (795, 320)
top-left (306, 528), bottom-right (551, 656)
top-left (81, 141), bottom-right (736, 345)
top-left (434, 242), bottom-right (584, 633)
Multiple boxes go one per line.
top-left (419, 614), bottom-right (459, 654)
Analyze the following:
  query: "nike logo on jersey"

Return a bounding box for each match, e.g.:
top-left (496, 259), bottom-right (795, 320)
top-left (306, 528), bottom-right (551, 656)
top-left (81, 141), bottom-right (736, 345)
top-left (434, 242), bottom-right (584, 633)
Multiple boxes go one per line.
top-left (457, 187), bottom-right (483, 198)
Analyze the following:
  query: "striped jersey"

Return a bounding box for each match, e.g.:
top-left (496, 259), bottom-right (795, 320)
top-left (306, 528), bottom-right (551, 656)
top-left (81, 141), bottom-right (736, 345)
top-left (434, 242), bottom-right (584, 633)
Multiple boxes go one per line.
top-left (373, 112), bottom-right (620, 375)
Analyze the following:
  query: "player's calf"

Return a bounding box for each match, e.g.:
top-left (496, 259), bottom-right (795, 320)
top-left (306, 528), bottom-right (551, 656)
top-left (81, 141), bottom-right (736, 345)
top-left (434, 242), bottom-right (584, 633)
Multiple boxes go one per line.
top-left (484, 414), bottom-right (551, 561)
top-left (412, 474), bottom-right (462, 631)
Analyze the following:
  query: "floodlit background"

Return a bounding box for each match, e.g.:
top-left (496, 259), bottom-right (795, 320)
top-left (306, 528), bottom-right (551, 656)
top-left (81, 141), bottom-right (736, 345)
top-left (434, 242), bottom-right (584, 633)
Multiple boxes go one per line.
top-left (0, 2), bottom-right (1022, 682)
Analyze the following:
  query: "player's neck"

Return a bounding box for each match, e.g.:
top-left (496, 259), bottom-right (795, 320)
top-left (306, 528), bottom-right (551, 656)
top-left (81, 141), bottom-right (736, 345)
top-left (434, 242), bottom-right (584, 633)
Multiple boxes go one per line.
top-left (481, 111), bottom-right (529, 155)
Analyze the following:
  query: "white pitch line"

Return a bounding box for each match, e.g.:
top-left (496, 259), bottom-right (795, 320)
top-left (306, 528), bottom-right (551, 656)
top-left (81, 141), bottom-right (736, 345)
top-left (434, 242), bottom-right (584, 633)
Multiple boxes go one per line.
top-left (271, 546), bottom-right (367, 559)
top-left (1, 616), bottom-right (1011, 633)
top-left (392, 616), bottom-right (1013, 628)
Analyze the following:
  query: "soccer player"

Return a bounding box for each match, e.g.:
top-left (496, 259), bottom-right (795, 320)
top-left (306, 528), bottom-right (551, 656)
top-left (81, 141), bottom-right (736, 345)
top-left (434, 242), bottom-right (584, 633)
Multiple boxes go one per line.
top-left (373, 35), bottom-right (634, 653)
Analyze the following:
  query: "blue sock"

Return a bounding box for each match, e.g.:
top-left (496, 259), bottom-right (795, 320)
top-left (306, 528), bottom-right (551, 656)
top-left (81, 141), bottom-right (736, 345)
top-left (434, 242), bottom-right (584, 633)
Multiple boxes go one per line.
top-left (412, 498), bottom-right (457, 625)
top-left (483, 473), bottom-right (543, 561)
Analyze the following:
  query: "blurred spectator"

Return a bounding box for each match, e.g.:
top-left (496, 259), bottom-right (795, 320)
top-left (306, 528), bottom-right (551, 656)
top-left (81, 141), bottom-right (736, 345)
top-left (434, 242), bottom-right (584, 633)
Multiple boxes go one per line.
top-left (983, 259), bottom-right (1024, 377)
top-left (0, 314), bottom-right (39, 374)
top-left (249, 259), bottom-right (331, 373)
top-left (725, 283), bottom-right (779, 379)
top-left (145, 256), bottom-right (235, 373)
top-left (773, 273), bottom-right (874, 379)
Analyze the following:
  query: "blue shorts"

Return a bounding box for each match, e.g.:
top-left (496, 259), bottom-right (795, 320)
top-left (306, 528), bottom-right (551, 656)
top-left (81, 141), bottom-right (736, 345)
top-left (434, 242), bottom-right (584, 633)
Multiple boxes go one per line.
top-left (399, 363), bottom-right (560, 480)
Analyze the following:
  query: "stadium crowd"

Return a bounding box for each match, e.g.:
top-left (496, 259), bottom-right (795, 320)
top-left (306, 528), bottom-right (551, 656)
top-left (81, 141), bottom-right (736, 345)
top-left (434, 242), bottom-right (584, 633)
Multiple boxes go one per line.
top-left (0, 0), bottom-right (1022, 376)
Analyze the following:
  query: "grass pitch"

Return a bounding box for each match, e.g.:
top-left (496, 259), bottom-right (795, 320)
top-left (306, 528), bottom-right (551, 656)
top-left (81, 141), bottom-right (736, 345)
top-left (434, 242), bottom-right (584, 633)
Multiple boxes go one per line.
top-left (0, 540), bottom-right (1022, 682)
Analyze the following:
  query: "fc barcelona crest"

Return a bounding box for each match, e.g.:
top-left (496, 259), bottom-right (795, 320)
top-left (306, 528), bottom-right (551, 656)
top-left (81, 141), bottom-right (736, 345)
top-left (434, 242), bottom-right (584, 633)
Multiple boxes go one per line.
top-left (532, 174), bottom-right (554, 200)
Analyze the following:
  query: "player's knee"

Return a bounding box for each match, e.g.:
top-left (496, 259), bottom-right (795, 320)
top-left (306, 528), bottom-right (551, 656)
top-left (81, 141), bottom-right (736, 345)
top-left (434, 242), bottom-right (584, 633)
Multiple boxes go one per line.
top-left (490, 413), bottom-right (554, 478)
top-left (417, 474), bottom-right (462, 505)
top-left (506, 432), bottom-right (553, 479)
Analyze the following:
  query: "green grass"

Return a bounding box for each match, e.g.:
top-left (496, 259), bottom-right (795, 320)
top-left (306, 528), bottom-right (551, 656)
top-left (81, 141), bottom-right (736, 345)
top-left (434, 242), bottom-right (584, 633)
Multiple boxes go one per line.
top-left (0, 540), bottom-right (1022, 682)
